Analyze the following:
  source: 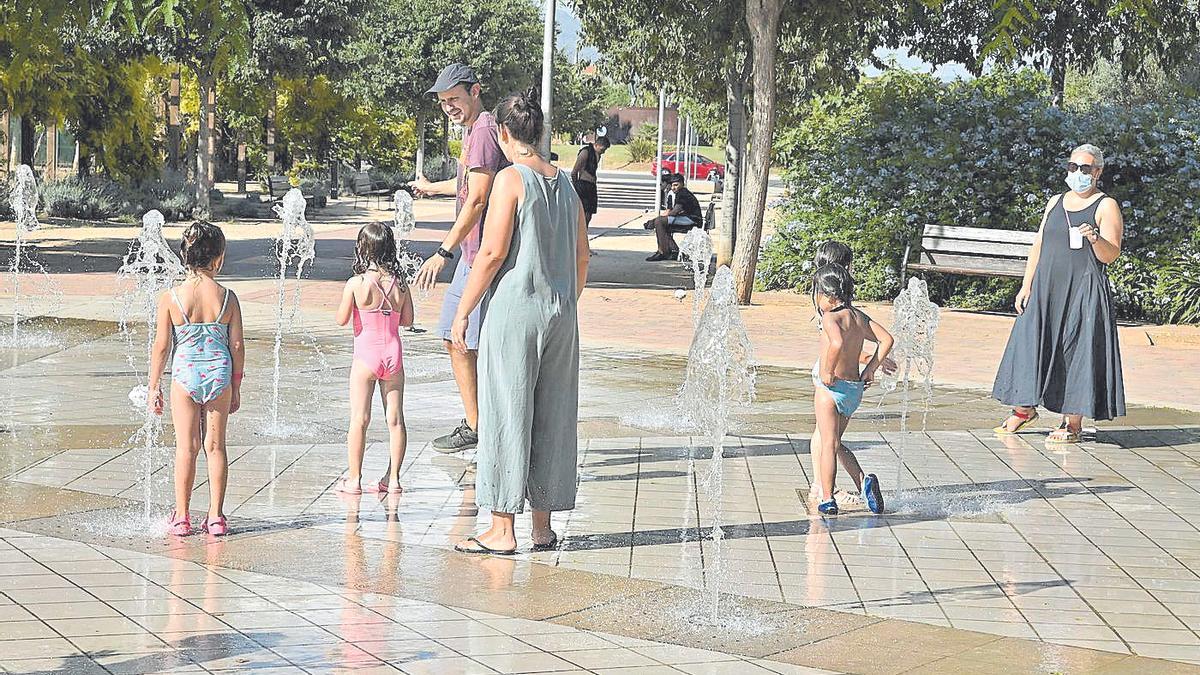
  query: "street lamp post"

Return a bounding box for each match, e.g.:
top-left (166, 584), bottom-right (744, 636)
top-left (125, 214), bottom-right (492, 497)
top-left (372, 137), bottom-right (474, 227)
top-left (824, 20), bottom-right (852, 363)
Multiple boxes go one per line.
top-left (540, 0), bottom-right (556, 157)
top-left (653, 87), bottom-right (665, 213)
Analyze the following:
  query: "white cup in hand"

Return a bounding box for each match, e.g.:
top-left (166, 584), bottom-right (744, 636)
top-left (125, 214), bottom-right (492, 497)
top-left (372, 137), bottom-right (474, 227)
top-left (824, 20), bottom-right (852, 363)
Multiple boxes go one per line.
top-left (1069, 224), bottom-right (1084, 250)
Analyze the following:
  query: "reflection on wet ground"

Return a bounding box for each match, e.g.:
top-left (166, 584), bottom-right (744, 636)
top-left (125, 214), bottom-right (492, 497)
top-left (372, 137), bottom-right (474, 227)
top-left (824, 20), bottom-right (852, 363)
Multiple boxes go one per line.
top-left (2, 316), bottom-right (1199, 673)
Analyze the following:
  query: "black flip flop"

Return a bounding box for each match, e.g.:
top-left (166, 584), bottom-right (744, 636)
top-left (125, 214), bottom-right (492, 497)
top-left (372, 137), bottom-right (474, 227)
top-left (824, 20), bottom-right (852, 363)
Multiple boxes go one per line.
top-left (454, 536), bottom-right (516, 556)
top-left (531, 533), bottom-right (559, 552)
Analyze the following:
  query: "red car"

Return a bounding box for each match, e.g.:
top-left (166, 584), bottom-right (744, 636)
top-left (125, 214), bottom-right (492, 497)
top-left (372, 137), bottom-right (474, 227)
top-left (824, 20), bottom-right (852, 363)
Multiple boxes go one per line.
top-left (651, 151), bottom-right (726, 181)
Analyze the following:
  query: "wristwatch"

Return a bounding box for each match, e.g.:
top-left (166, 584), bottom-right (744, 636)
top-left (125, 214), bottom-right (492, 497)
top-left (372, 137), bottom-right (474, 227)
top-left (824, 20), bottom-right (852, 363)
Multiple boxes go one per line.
top-left (435, 246), bottom-right (454, 260)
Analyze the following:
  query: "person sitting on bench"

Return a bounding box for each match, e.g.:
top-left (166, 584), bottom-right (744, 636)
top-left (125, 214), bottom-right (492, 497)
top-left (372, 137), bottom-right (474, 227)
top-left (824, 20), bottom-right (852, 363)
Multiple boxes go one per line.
top-left (644, 173), bottom-right (702, 261)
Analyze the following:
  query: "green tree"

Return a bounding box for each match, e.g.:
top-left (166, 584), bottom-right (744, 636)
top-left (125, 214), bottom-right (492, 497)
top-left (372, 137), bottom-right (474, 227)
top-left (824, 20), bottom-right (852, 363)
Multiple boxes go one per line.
top-left (575, 0), bottom-right (893, 302)
top-left (145, 0), bottom-right (251, 214)
top-left (886, 0), bottom-right (1200, 107)
top-left (553, 55), bottom-right (607, 141)
top-left (345, 0), bottom-right (540, 178)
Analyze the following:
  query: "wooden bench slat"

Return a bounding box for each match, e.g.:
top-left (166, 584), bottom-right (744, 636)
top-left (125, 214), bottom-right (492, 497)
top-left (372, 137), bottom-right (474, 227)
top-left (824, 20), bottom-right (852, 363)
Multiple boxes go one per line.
top-left (921, 237), bottom-right (1032, 258)
top-left (916, 252), bottom-right (1026, 276)
top-left (906, 262), bottom-right (1026, 279)
top-left (922, 224), bottom-right (1038, 245)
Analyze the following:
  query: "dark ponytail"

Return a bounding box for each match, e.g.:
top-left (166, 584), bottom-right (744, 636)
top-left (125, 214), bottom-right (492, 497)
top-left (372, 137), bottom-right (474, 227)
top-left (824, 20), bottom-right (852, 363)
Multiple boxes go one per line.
top-left (812, 263), bottom-right (854, 313)
top-left (494, 87), bottom-right (544, 147)
top-left (179, 221), bottom-right (226, 271)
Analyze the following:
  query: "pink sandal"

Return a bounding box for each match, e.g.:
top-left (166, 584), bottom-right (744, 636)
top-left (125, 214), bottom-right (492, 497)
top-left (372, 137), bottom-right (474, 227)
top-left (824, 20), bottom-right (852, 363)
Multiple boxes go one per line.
top-left (201, 516), bottom-right (229, 536)
top-left (167, 511), bottom-right (192, 537)
top-left (370, 478), bottom-right (403, 494)
top-left (334, 477), bottom-right (363, 495)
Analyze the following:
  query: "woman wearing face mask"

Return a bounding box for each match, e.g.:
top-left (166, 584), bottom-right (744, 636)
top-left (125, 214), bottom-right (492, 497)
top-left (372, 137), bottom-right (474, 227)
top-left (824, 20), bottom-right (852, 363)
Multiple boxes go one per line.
top-left (992, 143), bottom-right (1126, 443)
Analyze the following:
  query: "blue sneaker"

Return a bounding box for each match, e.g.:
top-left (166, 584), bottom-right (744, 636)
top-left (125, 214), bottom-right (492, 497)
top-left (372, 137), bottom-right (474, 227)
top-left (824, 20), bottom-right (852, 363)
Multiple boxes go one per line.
top-left (817, 499), bottom-right (839, 515)
top-left (863, 474), bottom-right (884, 514)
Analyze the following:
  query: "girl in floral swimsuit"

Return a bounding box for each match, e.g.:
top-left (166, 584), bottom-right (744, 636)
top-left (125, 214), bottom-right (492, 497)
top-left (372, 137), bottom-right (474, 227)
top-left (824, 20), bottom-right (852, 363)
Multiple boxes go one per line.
top-left (149, 221), bottom-right (245, 537)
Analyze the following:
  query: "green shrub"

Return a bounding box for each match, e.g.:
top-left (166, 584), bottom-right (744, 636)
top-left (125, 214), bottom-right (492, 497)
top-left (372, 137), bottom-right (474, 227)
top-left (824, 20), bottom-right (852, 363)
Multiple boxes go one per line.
top-left (626, 136), bottom-right (656, 163)
top-left (0, 180), bottom-right (12, 221)
top-left (125, 172), bottom-right (197, 221)
top-left (760, 68), bottom-right (1200, 323)
top-left (40, 177), bottom-right (123, 220)
top-left (221, 194), bottom-right (262, 220)
top-left (368, 167), bottom-right (414, 190)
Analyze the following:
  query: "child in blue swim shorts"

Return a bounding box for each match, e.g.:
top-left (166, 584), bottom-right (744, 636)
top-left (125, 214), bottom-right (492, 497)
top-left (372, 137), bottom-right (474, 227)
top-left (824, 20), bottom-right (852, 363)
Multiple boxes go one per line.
top-left (811, 263), bottom-right (894, 516)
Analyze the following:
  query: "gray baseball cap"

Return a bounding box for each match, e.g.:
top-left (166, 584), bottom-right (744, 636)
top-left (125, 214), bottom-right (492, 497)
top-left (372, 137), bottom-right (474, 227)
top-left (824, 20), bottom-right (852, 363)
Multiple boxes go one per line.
top-left (426, 63), bottom-right (479, 95)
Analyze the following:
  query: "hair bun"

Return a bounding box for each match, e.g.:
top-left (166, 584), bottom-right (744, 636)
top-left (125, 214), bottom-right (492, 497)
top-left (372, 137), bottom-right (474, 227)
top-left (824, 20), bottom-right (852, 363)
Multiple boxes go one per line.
top-left (523, 86), bottom-right (539, 104)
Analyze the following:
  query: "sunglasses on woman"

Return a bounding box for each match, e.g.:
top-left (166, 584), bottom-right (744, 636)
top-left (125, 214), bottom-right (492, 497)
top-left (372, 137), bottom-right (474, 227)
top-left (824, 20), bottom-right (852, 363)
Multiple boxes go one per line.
top-left (1067, 162), bottom-right (1095, 173)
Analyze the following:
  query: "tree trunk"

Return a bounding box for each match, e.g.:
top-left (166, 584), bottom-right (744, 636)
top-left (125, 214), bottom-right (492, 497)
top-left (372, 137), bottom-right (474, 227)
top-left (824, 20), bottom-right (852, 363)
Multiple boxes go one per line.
top-left (1049, 49), bottom-right (1067, 108)
top-left (717, 75), bottom-right (747, 268)
top-left (731, 0), bottom-right (783, 305)
top-left (236, 133), bottom-right (247, 193)
top-left (196, 70), bottom-right (215, 214)
top-left (19, 116), bottom-right (35, 166)
top-left (76, 143), bottom-right (91, 178)
top-left (329, 153), bottom-right (338, 199)
top-left (44, 123), bottom-right (57, 180)
top-left (414, 108), bottom-right (426, 179)
top-left (266, 80), bottom-right (277, 174)
top-left (1, 110), bottom-right (9, 177)
top-left (206, 85), bottom-right (216, 186)
top-left (167, 68), bottom-right (181, 171)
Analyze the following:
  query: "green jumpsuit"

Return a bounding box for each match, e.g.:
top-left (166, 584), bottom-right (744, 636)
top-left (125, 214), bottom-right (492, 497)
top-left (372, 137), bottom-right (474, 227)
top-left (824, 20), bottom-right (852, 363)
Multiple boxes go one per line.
top-left (475, 163), bottom-right (581, 514)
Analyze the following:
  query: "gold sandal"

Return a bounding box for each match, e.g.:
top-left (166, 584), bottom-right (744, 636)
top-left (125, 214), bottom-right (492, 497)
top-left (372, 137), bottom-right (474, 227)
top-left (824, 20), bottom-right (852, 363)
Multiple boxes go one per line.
top-left (1046, 421), bottom-right (1081, 444)
top-left (993, 408), bottom-right (1038, 435)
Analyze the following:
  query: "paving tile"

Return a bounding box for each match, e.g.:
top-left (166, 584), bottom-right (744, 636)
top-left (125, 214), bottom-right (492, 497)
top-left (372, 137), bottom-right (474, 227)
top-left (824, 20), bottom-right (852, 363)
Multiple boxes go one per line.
top-left (472, 652), bottom-right (580, 674)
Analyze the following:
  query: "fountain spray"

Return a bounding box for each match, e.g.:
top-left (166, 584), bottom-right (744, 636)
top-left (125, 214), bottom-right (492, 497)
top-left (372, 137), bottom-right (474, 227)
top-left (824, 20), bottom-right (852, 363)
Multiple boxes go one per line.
top-left (268, 189), bottom-right (316, 434)
top-left (676, 265), bottom-right (756, 624)
top-left (678, 227), bottom-right (714, 327)
top-left (118, 209), bottom-right (185, 516)
top-left (877, 277), bottom-right (940, 493)
top-left (7, 165), bottom-right (39, 344)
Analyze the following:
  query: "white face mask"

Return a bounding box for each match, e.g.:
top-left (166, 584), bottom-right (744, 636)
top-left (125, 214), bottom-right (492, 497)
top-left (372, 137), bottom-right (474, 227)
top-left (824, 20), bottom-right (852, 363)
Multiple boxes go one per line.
top-left (1065, 170), bottom-right (1094, 193)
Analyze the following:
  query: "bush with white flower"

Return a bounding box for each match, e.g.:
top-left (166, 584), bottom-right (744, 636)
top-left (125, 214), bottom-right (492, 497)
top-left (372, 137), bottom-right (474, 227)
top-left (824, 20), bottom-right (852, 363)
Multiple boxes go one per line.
top-left (759, 68), bottom-right (1200, 323)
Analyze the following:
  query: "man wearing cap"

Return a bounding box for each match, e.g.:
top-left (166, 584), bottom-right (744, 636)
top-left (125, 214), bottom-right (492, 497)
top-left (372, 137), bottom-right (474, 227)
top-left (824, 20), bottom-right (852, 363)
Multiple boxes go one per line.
top-left (412, 63), bottom-right (511, 453)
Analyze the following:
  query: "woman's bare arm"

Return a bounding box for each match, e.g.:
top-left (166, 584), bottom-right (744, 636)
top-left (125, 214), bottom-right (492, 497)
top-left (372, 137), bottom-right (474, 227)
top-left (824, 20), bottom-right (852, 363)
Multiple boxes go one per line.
top-left (1083, 197), bottom-right (1123, 264)
top-left (454, 167), bottom-right (521, 324)
top-left (575, 202), bottom-right (590, 299)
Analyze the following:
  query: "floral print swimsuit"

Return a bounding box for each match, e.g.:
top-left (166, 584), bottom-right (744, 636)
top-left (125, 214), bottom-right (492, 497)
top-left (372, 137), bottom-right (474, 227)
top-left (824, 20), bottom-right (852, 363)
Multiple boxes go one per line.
top-left (170, 288), bottom-right (233, 404)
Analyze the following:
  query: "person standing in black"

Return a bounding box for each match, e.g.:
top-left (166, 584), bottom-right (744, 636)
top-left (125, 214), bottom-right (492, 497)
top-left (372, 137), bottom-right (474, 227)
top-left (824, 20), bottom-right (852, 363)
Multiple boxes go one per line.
top-left (644, 173), bottom-right (702, 261)
top-left (571, 136), bottom-right (609, 225)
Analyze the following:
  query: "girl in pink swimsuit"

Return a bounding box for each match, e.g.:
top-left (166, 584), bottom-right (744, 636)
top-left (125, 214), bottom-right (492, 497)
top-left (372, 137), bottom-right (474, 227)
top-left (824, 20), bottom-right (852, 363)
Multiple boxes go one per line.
top-left (335, 223), bottom-right (414, 495)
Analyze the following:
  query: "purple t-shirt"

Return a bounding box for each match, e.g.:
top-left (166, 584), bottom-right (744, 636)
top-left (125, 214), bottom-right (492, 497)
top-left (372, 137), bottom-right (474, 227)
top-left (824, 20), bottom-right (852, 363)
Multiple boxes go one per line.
top-left (456, 111), bottom-right (510, 265)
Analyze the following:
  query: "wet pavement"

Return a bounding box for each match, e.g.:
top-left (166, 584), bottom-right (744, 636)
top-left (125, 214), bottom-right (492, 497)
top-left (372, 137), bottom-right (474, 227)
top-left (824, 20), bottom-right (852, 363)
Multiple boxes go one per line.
top-left (2, 195), bottom-right (1200, 673)
top-left (1, 314), bottom-right (1198, 674)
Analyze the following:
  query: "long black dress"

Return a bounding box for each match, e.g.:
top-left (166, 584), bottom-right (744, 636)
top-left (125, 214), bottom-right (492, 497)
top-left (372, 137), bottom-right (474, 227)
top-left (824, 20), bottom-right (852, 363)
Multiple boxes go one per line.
top-left (992, 193), bottom-right (1126, 420)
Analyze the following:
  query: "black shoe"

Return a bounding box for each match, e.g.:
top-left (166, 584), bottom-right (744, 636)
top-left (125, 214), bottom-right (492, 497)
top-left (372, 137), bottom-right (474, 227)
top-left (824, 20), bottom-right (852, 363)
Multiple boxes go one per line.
top-left (643, 220), bottom-right (655, 230)
top-left (433, 419), bottom-right (478, 453)
top-left (646, 252), bottom-right (669, 262)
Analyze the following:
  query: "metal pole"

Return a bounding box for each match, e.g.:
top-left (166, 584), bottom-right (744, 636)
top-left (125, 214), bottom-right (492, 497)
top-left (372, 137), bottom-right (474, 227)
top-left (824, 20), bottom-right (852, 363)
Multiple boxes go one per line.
top-left (539, 0), bottom-right (556, 157)
top-left (653, 87), bottom-right (665, 213)
top-left (673, 103), bottom-right (682, 169)
top-left (683, 116), bottom-right (692, 185)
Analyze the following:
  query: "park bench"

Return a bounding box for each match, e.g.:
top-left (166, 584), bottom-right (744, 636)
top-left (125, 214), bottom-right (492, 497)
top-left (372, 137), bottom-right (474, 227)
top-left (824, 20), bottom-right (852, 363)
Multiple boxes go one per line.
top-left (902, 224), bottom-right (1037, 285)
top-left (350, 171), bottom-right (392, 208)
top-left (266, 175), bottom-right (319, 207)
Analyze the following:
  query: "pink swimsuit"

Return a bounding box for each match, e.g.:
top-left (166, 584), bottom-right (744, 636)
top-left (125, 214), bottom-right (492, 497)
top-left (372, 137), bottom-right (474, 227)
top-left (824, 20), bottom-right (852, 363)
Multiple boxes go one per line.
top-left (352, 276), bottom-right (404, 380)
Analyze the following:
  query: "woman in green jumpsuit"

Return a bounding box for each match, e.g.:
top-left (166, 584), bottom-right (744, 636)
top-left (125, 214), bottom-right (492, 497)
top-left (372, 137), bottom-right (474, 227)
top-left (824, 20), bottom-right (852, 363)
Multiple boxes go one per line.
top-left (450, 88), bottom-right (591, 555)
